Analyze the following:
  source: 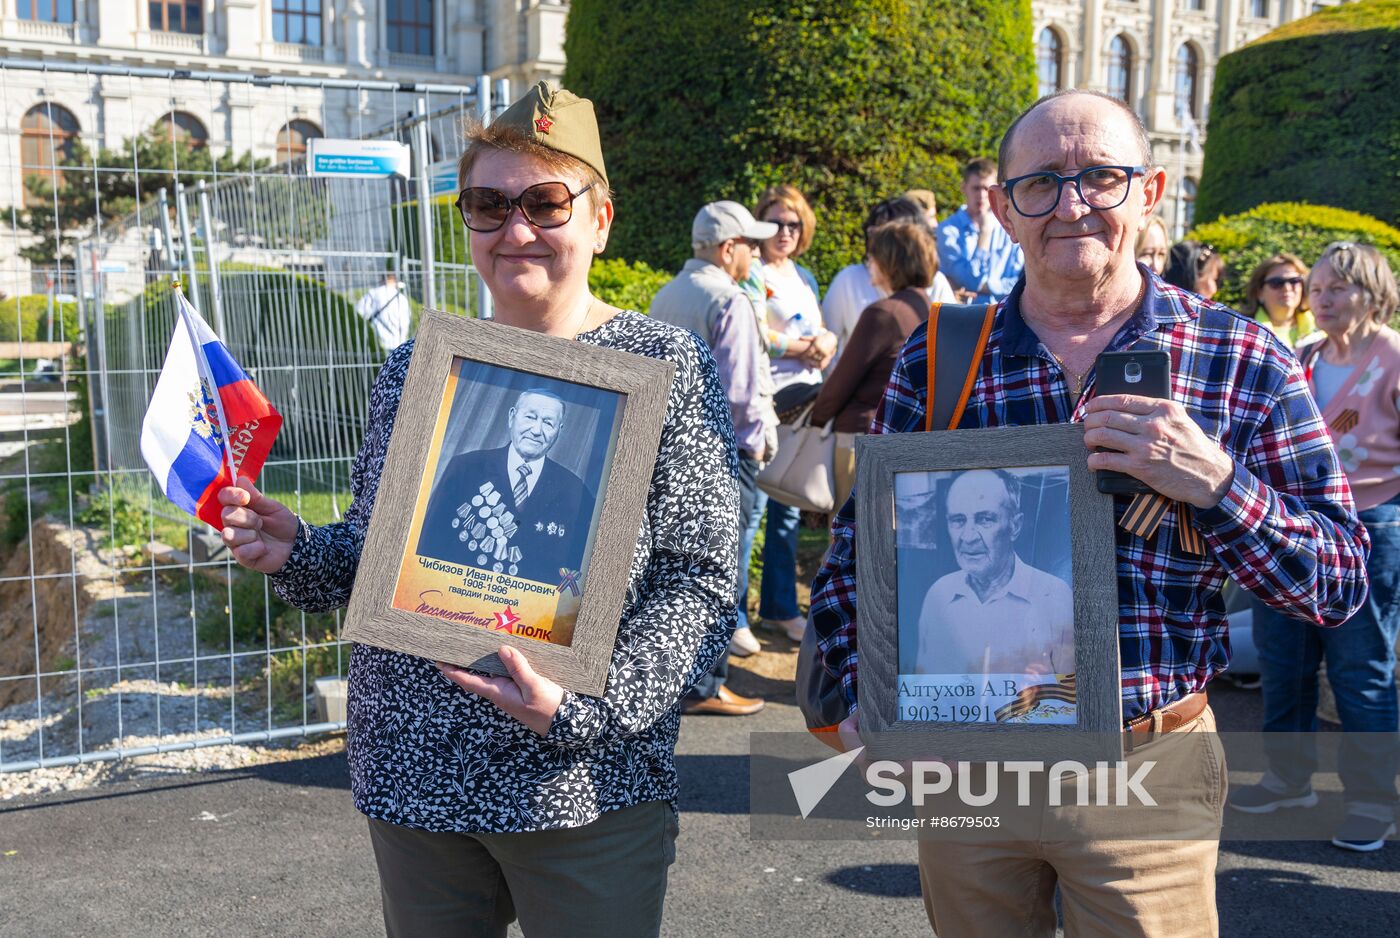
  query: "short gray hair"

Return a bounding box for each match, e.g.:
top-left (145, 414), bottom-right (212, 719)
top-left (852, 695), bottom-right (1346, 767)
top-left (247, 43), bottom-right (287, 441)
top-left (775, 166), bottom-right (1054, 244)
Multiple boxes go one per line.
top-left (997, 90), bottom-right (1154, 181)
top-left (1312, 242), bottom-right (1400, 323)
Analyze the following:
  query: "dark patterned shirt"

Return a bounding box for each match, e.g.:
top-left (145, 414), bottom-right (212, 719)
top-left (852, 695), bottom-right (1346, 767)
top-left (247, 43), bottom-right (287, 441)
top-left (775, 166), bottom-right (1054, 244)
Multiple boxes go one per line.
top-left (271, 312), bottom-right (739, 832)
top-left (810, 271), bottom-right (1371, 721)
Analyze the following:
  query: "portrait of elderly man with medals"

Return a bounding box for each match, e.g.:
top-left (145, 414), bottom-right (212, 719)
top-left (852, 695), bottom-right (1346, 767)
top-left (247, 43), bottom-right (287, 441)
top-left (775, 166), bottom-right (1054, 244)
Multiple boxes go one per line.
top-left (415, 386), bottom-right (594, 584)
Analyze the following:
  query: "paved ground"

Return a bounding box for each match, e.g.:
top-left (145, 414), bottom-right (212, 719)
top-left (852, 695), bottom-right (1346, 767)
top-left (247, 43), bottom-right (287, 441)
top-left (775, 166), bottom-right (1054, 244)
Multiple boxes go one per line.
top-left (1, 676), bottom-right (1397, 937)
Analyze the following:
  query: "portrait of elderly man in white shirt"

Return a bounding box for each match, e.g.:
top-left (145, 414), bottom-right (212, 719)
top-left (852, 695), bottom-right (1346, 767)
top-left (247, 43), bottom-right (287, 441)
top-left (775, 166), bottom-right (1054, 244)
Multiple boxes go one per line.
top-left (914, 468), bottom-right (1075, 677)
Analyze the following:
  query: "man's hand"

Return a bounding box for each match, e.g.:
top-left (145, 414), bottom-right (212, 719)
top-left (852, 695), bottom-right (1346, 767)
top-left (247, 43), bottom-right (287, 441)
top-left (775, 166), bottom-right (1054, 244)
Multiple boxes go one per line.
top-left (437, 645), bottom-right (564, 736)
top-left (954, 288), bottom-right (978, 304)
top-left (1082, 394), bottom-right (1236, 509)
top-left (218, 476), bottom-right (300, 574)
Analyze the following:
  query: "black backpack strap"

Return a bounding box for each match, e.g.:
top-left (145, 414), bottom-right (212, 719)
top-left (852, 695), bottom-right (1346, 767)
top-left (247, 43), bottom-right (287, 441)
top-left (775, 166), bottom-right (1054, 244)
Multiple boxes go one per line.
top-left (925, 302), bottom-right (997, 432)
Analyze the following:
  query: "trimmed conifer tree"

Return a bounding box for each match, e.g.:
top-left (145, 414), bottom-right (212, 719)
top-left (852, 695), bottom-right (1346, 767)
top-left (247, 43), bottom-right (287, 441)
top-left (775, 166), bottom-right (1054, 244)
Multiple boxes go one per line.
top-left (564, 0), bottom-right (1036, 287)
top-left (1196, 0), bottom-right (1400, 227)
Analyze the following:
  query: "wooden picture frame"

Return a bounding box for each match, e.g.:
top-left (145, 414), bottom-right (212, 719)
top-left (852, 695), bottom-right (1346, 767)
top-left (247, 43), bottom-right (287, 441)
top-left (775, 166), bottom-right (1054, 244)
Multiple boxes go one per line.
top-left (855, 424), bottom-right (1123, 763)
top-left (343, 309), bottom-right (675, 696)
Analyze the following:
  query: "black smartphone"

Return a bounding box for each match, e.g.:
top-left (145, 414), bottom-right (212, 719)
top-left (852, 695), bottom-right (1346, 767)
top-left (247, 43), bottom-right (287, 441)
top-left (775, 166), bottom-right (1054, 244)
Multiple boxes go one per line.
top-left (1093, 350), bottom-right (1172, 495)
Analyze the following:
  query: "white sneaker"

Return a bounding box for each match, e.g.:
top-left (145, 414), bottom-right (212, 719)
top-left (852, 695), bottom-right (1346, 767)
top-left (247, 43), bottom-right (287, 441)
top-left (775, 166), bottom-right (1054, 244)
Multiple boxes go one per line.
top-left (763, 616), bottom-right (807, 642)
top-left (729, 626), bottom-right (761, 657)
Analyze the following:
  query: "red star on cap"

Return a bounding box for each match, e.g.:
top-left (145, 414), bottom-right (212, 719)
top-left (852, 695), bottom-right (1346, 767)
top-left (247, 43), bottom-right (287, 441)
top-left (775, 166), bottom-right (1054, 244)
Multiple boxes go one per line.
top-left (534, 116), bottom-right (553, 134)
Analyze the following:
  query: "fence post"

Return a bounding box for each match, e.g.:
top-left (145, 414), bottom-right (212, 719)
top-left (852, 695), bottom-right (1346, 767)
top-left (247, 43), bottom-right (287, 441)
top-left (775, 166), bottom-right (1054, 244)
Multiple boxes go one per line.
top-left (494, 78), bottom-right (511, 118)
top-left (82, 239), bottom-right (113, 475)
top-left (413, 95), bottom-right (437, 313)
top-left (174, 183), bottom-right (202, 315)
top-left (475, 75), bottom-right (494, 320)
top-left (156, 188), bottom-right (177, 278)
top-left (195, 180), bottom-right (227, 337)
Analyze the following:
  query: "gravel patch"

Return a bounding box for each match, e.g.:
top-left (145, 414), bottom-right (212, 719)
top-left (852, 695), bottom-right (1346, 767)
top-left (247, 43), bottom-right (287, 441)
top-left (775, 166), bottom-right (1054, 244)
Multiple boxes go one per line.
top-left (0, 524), bottom-right (344, 799)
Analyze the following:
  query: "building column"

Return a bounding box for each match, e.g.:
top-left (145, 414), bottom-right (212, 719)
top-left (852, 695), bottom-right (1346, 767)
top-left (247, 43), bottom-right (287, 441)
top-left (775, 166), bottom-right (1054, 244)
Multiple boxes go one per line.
top-left (97, 0), bottom-right (138, 47)
top-left (1148, 0), bottom-right (1176, 128)
top-left (1219, 0), bottom-right (1243, 59)
top-left (340, 0), bottom-right (371, 69)
top-left (1081, 0), bottom-right (1104, 92)
top-left (223, 0), bottom-right (259, 58)
top-left (451, 1), bottom-right (486, 76)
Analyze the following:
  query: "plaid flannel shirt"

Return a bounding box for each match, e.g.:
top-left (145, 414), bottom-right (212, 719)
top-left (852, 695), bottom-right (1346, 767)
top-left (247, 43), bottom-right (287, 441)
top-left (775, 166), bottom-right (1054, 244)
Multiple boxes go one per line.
top-left (809, 270), bottom-right (1371, 722)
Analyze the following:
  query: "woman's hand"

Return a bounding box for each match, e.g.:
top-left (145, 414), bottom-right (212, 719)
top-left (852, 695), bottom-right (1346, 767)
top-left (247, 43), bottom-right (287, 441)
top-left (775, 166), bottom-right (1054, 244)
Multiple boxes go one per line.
top-left (218, 476), bottom-right (300, 574)
top-left (437, 645), bottom-right (564, 736)
top-left (800, 331), bottom-right (837, 370)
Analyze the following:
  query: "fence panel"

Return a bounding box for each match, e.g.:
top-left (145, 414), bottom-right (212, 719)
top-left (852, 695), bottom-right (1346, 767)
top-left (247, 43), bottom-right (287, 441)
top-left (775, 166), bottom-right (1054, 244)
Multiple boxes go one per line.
top-left (0, 63), bottom-right (485, 774)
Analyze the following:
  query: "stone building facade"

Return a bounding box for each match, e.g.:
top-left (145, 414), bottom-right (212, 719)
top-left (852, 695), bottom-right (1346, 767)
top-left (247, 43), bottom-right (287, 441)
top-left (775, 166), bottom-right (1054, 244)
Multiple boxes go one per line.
top-left (0, 1), bottom-right (568, 290)
top-left (0, 1), bottom-right (1358, 292)
top-left (1032, 0), bottom-right (1350, 235)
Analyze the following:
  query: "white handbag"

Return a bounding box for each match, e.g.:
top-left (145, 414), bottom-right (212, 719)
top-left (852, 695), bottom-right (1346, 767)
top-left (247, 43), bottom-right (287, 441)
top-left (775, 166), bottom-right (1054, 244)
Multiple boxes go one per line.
top-left (756, 403), bottom-right (836, 513)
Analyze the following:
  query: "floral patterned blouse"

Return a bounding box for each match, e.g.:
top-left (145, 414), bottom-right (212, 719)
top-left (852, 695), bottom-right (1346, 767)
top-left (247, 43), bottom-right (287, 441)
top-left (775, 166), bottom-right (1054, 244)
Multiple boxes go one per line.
top-left (270, 311), bottom-right (740, 833)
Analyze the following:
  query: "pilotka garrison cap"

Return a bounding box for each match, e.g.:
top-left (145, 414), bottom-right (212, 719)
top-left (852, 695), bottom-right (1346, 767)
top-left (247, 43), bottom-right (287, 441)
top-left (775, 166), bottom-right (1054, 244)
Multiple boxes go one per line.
top-left (492, 81), bottom-right (609, 186)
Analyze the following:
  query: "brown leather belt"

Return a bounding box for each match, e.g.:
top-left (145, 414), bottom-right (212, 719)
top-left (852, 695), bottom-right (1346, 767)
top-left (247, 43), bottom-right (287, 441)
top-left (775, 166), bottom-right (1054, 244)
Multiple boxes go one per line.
top-left (1123, 691), bottom-right (1208, 748)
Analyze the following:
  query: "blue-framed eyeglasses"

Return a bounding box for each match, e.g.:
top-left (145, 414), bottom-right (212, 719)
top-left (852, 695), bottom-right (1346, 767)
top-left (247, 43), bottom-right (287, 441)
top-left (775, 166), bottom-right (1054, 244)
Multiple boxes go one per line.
top-left (1000, 165), bottom-right (1148, 218)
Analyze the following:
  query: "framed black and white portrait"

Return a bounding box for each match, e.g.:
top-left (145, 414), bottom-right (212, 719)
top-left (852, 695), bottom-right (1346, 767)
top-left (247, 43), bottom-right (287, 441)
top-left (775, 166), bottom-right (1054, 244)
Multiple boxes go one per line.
top-left (855, 425), bottom-right (1122, 762)
top-left (344, 310), bottom-right (675, 696)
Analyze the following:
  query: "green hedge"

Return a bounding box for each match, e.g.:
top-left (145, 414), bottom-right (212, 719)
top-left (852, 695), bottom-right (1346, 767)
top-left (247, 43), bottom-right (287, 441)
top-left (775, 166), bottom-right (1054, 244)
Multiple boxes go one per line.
top-left (588, 257), bottom-right (673, 312)
top-left (565, 0), bottom-right (1035, 288)
top-left (1186, 201), bottom-right (1400, 312)
top-left (1196, 0), bottom-right (1400, 226)
top-left (0, 295), bottom-right (81, 344)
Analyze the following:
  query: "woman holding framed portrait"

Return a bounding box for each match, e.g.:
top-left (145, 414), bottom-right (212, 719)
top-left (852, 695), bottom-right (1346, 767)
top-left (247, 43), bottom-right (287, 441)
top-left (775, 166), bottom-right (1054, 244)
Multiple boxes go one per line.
top-left (215, 83), bottom-right (741, 937)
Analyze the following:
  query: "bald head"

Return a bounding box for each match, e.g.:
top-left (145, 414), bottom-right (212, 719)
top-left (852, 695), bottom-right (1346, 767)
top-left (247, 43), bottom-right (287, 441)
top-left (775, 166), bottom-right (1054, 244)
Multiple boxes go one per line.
top-left (997, 90), bottom-right (1153, 181)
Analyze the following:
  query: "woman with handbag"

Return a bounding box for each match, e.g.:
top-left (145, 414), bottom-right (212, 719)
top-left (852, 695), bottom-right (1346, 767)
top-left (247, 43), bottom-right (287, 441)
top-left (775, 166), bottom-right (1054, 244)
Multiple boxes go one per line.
top-left (752, 185), bottom-right (835, 642)
top-left (810, 220), bottom-right (941, 509)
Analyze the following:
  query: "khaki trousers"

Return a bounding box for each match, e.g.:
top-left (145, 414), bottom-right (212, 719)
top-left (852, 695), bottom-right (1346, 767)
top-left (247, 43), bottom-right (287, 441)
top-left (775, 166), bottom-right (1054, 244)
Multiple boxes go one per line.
top-left (834, 433), bottom-right (858, 511)
top-left (916, 707), bottom-right (1227, 938)
top-left (367, 800), bottom-right (677, 938)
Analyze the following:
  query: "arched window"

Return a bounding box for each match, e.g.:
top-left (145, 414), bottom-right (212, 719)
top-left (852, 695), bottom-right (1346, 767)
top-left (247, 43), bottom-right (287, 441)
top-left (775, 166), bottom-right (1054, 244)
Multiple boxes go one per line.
top-left (21, 103), bottom-right (80, 206)
top-left (273, 0), bottom-right (322, 45)
top-left (150, 0), bottom-right (203, 33)
top-left (387, 0), bottom-right (434, 56)
top-left (1037, 28), bottom-right (1064, 98)
top-left (155, 111), bottom-right (209, 150)
top-left (1107, 35), bottom-right (1133, 104)
top-left (1173, 45), bottom-right (1200, 120)
top-left (19, 1), bottom-right (75, 21)
top-left (276, 119), bottom-right (322, 164)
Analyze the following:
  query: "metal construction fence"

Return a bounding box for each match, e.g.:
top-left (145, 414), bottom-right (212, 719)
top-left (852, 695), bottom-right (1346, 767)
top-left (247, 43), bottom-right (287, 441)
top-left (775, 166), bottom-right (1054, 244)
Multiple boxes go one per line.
top-left (0, 61), bottom-right (504, 774)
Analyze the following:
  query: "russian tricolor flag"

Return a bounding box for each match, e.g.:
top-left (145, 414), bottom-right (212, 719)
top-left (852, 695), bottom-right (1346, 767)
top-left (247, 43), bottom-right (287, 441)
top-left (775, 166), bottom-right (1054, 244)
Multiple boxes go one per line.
top-left (140, 288), bottom-right (282, 529)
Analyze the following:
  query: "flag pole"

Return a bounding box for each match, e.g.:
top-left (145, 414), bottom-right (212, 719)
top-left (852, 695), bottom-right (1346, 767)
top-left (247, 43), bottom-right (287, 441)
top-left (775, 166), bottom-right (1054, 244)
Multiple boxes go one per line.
top-left (172, 279), bottom-right (241, 498)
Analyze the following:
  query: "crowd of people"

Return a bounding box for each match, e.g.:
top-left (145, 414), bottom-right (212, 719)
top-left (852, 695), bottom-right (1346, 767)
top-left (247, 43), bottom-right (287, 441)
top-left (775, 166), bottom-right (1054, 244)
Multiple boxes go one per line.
top-left (220, 79), bottom-right (1397, 937)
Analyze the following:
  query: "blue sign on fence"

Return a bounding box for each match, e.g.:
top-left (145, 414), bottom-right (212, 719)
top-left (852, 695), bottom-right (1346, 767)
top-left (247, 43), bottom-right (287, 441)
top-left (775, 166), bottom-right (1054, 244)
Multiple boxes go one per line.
top-left (306, 139), bottom-right (411, 178)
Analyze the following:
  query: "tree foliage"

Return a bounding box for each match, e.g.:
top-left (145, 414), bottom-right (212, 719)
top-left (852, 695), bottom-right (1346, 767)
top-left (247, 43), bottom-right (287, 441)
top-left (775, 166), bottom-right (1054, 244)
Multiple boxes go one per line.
top-left (5, 126), bottom-right (265, 268)
top-left (564, 0), bottom-right (1035, 287)
top-left (1196, 0), bottom-right (1400, 227)
top-left (1186, 201), bottom-right (1400, 313)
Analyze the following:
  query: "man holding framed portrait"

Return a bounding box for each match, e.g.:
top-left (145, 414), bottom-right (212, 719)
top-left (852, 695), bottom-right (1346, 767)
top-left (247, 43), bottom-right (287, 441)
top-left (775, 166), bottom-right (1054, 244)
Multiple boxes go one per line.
top-left (809, 89), bottom-right (1371, 937)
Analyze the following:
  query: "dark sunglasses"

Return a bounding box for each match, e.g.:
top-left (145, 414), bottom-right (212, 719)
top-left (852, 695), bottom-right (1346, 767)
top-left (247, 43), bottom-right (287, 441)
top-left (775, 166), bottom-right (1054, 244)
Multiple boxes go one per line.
top-left (455, 181), bottom-right (593, 232)
top-left (1263, 276), bottom-right (1304, 289)
top-left (770, 220), bottom-right (802, 234)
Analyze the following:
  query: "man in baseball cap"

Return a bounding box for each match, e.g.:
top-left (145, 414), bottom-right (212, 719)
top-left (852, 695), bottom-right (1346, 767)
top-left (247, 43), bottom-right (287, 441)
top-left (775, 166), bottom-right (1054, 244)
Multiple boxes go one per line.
top-left (649, 200), bottom-right (781, 703)
top-left (692, 200), bottom-right (778, 249)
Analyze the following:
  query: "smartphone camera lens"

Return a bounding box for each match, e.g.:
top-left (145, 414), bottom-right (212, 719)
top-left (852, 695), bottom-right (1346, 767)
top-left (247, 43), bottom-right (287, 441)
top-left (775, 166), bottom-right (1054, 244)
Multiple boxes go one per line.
top-left (1125, 361), bottom-right (1143, 384)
